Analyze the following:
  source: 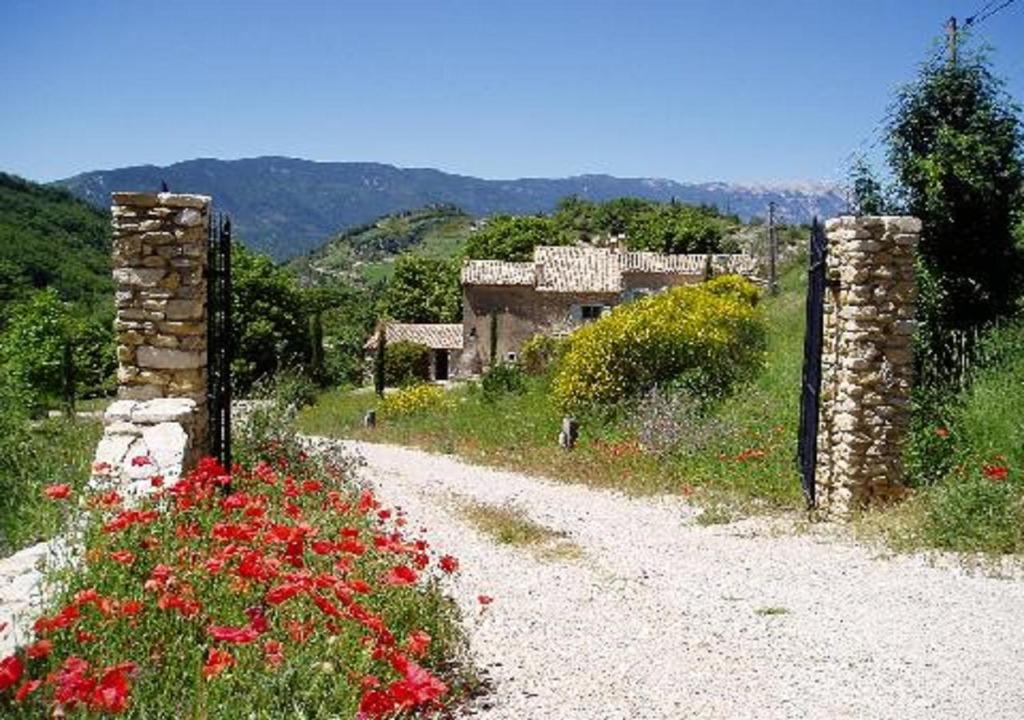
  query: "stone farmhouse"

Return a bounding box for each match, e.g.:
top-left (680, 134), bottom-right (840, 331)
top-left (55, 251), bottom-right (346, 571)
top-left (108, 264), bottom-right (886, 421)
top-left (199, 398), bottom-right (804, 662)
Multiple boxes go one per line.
top-left (457, 245), bottom-right (758, 375)
top-left (365, 245), bottom-right (758, 379)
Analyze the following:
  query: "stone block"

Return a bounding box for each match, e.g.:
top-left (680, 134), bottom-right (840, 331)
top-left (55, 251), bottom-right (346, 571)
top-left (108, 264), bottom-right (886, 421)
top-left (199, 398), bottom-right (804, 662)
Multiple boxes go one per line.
top-left (157, 193), bottom-right (210, 209)
top-left (131, 398), bottom-right (197, 424)
top-left (113, 268), bottom-right (166, 288)
top-left (104, 400), bottom-right (137, 423)
top-left (165, 299), bottom-right (203, 320)
top-left (112, 192), bottom-right (158, 207)
top-left (137, 346), bottom-right (205, 370)
top-left (175, 208), bottom-right (204, 227)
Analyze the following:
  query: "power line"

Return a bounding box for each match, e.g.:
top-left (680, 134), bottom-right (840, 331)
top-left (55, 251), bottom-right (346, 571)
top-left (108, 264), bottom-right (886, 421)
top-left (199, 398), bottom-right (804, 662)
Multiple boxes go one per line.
top-left (965, 0), bottom-right (1019, 27)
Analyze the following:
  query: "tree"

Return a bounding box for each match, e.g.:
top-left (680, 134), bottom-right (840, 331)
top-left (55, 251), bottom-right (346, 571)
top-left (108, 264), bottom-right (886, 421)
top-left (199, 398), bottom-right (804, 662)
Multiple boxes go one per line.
top-left (231, 244), bottom-right (310, 390)
top-left (847, 157), bottom-right (888, 215)
top-left (0, 289), bottom-right (112, 414)
top-left (625, 204), bottom-right (724, 254)
top-left (463, 215), bottom-right (564, 261)
top-left (887, 45), bottom-right (1024, 369)
top-left (381, 256), bottom-right (460, 324)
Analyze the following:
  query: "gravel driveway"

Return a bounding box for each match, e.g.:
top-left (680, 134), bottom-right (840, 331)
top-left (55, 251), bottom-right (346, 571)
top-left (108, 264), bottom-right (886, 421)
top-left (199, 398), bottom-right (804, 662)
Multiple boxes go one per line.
top-left (339, 440), bottom-right (1024, 720)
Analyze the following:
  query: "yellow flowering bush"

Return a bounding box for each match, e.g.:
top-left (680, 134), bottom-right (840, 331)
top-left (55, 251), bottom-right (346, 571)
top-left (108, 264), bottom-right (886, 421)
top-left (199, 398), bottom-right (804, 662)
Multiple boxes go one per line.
top-left (379, 383), bottom-right (453, 418)
top-left (552, 275), bottom-right (766, 412)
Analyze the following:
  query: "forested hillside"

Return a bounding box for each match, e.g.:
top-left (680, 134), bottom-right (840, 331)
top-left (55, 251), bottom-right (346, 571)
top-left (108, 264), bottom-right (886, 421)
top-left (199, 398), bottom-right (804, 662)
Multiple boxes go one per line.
top-left (0, 172), bottom-right (111, 308)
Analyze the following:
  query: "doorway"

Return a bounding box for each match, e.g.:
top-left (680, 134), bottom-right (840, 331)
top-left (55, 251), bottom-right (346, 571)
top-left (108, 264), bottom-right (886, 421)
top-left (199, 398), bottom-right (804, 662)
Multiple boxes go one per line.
top-left (434, 350), bottom-right (449, 381)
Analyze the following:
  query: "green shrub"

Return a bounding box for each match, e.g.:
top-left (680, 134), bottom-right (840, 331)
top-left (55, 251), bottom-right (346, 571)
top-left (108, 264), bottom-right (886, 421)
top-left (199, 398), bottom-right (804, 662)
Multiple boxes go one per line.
top-left (384, 341), bottom-right (431, 386)
top-left (519, 334), bottom-right (565, 376)
top-left (481, 362), bottom-right (526, 402)
top-left (552, 275), bottom-right (766, 412)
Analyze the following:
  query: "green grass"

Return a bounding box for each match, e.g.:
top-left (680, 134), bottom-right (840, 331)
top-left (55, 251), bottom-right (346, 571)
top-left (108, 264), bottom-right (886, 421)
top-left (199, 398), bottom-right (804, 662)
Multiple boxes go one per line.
top-left (300, 265), bottom-right (809, 512)
top-left (455, 498), bottom-right (583, 561)
top-left (754, 606), bottom-right (790, 616)
top-left (0, 416), bottom-right (103, 554)
top-left (860, 317), bottom-right (1024, 554)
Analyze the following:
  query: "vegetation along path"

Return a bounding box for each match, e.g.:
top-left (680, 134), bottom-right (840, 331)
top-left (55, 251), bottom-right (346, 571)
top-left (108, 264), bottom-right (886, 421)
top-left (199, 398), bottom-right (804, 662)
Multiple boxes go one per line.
top-left (327, 439), bottom-right (1024, 720)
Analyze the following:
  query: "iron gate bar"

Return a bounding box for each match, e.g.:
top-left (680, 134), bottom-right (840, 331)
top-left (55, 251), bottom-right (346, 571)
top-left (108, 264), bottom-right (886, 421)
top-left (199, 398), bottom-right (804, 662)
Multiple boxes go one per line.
top-left (796, 218), bottom-right (827, 507)
top-left (206, 213), bottom-right (233, 477)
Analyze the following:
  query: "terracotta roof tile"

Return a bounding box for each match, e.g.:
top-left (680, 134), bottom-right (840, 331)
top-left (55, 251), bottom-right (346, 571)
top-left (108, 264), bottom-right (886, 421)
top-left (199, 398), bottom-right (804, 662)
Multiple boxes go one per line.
top-left (365, 323), bottom-right (463, 351)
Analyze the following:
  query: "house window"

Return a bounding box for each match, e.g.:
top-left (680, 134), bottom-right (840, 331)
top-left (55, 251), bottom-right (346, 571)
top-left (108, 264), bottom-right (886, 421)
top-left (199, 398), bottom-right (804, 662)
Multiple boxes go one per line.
top-left (581, 305), bottom-right (604, 321)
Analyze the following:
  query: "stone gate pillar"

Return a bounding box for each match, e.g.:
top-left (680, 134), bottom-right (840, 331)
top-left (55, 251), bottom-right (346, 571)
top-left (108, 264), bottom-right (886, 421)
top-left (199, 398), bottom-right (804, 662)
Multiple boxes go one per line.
top-left (816, 216), bottom-right (920, 516)
top-left (110, 192), bottom-right (210, 432)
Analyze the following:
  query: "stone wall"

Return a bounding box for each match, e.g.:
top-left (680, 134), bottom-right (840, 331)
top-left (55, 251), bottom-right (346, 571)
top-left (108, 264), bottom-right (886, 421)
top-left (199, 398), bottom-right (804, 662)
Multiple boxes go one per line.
top-left (111, 192), bottom-right (210, 408)
top-left (815, 216), bottom-right (920, 516)
top-left (91, 398), bottom-right (204, 498)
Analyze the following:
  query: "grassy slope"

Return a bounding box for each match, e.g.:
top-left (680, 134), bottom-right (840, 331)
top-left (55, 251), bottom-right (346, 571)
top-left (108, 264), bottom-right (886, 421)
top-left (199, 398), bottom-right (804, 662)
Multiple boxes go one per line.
top-left (293, 206), bottom-right (473, 286)
top-left (299, 265), bottom-right (809, 511)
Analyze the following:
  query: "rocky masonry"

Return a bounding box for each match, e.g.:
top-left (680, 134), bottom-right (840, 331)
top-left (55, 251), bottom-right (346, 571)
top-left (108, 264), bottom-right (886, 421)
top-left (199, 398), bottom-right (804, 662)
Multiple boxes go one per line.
top-left (111, 192), bottom-right (210, 409)
top-left (91, 398), bottom-right (204, 498)
top-left (816, 215), bottom-right (920, 516)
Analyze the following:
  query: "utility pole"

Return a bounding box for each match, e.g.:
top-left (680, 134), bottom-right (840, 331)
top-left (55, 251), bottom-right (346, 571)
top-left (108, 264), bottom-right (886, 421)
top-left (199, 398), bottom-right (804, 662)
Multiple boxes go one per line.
top-left (768, 201), bottom-right (778, 296)
top-left (946, 16), bottom-right (958, 66)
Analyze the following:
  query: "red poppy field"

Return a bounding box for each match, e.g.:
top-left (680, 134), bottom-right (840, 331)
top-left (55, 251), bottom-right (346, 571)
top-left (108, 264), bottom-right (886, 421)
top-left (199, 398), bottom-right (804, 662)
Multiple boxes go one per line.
top-left (0, 450), bottom-right (469, 718)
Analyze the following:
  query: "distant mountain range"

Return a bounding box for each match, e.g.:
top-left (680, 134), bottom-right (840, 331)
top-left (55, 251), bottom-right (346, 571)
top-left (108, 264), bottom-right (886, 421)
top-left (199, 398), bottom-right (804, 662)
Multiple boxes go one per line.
top-left (56, 157), bottom-right (846, 261)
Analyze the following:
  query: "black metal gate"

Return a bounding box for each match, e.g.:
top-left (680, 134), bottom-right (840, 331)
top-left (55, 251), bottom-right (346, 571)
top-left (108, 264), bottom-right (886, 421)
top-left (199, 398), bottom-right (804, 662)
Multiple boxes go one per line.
top-left (796, 219), bottom-right (827, 507)
top-left (207, 215), bottom-right (233, 471)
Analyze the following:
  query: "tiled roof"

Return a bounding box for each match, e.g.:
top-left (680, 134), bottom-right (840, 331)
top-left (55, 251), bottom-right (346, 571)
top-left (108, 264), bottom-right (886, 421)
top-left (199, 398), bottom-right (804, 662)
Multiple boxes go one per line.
top-left (461, 245), bottom-right (759, 293)
top-left (534, 246), bottom-right (621, 293)
top-left (460, 260), bottom-right (535, 286)
top-left (621, 252), bottom-right (709, 274)
top-left (364, 323), bottom-right (463, 351)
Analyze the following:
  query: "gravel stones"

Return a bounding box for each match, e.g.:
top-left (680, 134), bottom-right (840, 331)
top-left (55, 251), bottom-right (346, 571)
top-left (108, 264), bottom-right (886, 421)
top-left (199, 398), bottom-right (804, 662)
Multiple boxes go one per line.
top-left (337, 440), bottom-right (1024, 720)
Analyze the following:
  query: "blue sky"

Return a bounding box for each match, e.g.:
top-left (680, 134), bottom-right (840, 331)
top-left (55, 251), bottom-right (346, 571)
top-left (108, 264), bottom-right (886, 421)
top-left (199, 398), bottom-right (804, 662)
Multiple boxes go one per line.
top-left (1, 0), bottom-right (1022, 185)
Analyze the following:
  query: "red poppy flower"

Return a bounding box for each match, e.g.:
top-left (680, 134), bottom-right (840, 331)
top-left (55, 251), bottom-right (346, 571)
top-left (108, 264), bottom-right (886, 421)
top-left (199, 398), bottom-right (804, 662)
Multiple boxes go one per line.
top-left (263, 640), bottom-right (284, 668)
top-left (406, 630), bottom-right (431, 657)
top-left (26, 639), bottom-right (52, 659)
top-left (439, 555), bottom-right (459, 574)
top-left (109, 550), bottom-right (135, 565)
top-left (934, 426), bottom-right (950, 438)
top-left (14, 679), bottom-right (41, 702)
top-left (131, 455), bottom-right (152, 467)
top-left (266, 582), bottom-right (304, 605)
top-left (383, 565), bottom-right (418, 586)
top-left (388, 661), bottom-right (448, 708)
top-left (150, 475), bottom-right (164, 488)
top-left (311, 540), bottom-right (335, 555)
top-left (90, 663), bottom-right (133, 712)
top-left (338, 538), bottom-right (366, 556)
top-left (43, 483), bottom-right (72, 500)
top-left (207, 624), bottom-right (260, 645)
top-left (983, 464), bottom-right (1009, 481)
top-left (0, 654), bottom-right (23, 691)
top-left (202, 648), bottom-right (234, 679)
top-left (119, 600), bottom-right (143, 617)
top-left (478, 595), bottom-right (493, 606)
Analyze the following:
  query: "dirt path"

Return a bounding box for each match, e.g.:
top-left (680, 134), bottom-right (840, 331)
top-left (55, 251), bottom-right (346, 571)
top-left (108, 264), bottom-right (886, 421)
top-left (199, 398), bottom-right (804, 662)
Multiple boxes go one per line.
top-left (339, 439), bottom-right (1024, 720)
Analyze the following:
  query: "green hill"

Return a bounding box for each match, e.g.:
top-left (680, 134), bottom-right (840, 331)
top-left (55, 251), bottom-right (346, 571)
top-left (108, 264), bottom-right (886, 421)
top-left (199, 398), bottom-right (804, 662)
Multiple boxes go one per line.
top-left (0, 172), bottom-right (111, 308)
top-left (292, 204), bottom-right (474, 286)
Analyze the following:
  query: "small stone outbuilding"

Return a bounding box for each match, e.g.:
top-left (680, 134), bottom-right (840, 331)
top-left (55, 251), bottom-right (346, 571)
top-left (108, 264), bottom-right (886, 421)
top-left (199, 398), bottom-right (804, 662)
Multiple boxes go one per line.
top-left (364, 322), bottom-right (464, 381)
